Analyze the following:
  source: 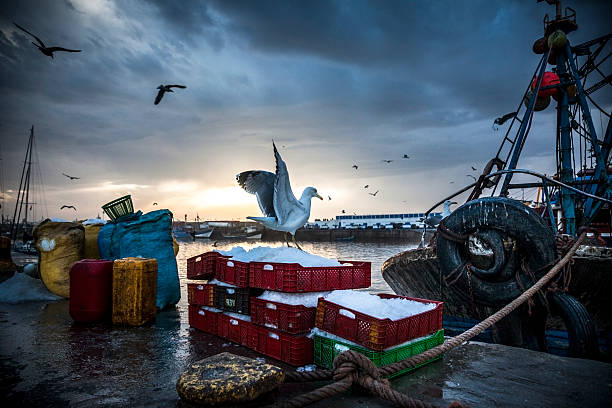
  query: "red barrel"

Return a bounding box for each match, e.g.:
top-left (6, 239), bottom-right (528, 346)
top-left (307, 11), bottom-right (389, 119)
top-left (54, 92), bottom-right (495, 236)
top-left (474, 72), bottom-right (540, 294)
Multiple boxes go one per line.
top-left (69, 259), bottom-right (113, 322)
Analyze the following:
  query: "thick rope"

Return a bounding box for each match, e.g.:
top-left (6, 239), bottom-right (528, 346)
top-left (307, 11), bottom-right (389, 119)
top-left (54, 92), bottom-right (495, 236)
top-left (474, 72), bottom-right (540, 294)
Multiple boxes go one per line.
top-left (277, 231), bottom-right (586, 407)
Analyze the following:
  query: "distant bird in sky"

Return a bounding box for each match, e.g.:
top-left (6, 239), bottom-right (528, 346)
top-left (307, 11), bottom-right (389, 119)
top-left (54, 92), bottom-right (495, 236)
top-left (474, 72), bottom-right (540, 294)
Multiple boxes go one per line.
top-left (364, 185), bottom-right (369, 189)
top-left (382, 160), bottom-right (393, 164)
top-left (466, 174), bottom-right (477, 182)
top-left (403, 154), bottom-right (410, 159)
top-left (62, 172), bottom-right (80, 180)
top-left (352, 165), bottom-right (358, 170)
top-left (60, 205), bottom-right (76, 210)
top-left (471, 166), bottom-right (477, 171)
top-left (236, 142), bottom-right (322, 249)
top-left (369, 190), bottom-right (379, 196)
top-left (449, 181), bottom-right (455, 184)
top-left (328, 195), bottom-right (332, 201)
top-left (154, 84), bottom-right (186, 105)
top-left (341, 210), bottom-right (346, 214)
top-left (13, 23), bottom-right (81, 58)
top-left (153, 202), bottom-right (158, 205)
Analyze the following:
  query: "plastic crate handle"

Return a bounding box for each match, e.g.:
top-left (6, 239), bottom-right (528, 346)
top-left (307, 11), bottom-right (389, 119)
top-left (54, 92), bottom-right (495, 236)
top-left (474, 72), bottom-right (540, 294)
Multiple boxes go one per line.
top-left (197, 285), bottom-right (204, 290)
top-left (266, 302), bottom-right (277, 310)
top-left (339, 309), bottom-right (356, 319)
top-left (230, 319), bottom-right (239, 326)
top-left (198, 310), bottom-right (205, 316)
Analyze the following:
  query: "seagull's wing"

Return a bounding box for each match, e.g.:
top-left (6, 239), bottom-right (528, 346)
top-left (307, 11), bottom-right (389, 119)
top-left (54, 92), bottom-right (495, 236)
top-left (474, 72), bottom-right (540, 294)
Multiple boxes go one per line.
top-left (13, 23), bottom-right (45, 47)
top-left (273, 142), bottom-right (300, 225)
top-left (154, 88), bottom-right (165, 105)
top-left (236, 170), bottom-right (276, 218)
top-left (46, 47), bottom-right (81, 53)
top-left (167, 85), bottom-right (186, 89)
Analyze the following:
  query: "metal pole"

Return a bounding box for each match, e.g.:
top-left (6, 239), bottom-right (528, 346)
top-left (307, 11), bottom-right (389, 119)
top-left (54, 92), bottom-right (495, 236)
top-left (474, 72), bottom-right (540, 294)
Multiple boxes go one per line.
top-left (10, 126), bottom-right (33, 243)
top-left (500, 50), bottom-right (551, 195)
top-left (555, 47), bottom-right (576, 235)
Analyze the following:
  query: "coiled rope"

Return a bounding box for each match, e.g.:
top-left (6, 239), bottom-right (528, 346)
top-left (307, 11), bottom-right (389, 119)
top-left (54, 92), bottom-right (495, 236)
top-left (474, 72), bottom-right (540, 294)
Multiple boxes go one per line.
top-left (269, 231), bottom-right (587, 408)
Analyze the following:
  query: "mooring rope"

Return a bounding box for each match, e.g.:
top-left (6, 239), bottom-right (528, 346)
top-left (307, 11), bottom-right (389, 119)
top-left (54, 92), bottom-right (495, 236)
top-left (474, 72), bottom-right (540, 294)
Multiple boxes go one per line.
top-left (271, 231), bottom-right (587, 408)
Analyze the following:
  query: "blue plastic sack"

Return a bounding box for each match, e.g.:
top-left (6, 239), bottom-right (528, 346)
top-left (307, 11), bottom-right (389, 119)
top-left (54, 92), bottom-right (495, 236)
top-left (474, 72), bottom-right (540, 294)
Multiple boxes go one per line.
top-left (98, 210), bottom-right (180, 309)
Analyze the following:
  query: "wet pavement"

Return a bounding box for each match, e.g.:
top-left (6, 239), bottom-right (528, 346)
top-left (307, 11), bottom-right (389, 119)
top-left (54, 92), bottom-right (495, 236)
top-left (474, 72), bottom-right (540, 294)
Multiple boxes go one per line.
top-left (2, 297), bottom-right (611, 407)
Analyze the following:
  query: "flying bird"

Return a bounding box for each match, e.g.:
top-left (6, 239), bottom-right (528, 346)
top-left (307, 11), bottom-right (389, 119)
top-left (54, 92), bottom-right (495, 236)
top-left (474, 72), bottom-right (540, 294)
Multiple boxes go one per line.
top-left (471, 166), bottom-right (477, 171)
top-left (369, 190), bottom-right (379, 196)
top-left (13, 23), bottom-right (81, 58)
top-left (364, 185), bottom-right (369, 189)
top-left (154, 84), bottom-right (186, 105)
top-left (328, 195), bottom-right (332, 201)
top-left (341, 210), bottom-right (346, 214)
top-left (352, 165), bottom-right (358, 170)
top-left (403, 154), bottom-right (410, 159)
top-left (60, 205), bottom-right (77, 210)
top-left (62, 172), bottom-right (80, 180)
top-left (236, 142), bottom-right (322, 249)
top-left (382, 160), bottom-right (393, 164)
top-left (153, 202), bottom-right (158, 206)
top-left (466, 174), bottom-right (477, 181)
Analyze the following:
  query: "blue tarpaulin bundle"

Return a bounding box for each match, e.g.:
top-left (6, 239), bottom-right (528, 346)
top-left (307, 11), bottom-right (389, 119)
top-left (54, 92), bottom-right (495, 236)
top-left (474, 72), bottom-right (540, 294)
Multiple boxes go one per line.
top-left (98, 209), bottom-right (180, 309)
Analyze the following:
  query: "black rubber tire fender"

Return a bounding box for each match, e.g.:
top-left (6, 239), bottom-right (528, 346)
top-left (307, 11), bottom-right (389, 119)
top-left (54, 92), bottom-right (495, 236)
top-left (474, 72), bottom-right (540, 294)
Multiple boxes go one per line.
top-left (548, 292), bottom-right (600, 359)
top-left (437, 197), bottom-right (556, 305)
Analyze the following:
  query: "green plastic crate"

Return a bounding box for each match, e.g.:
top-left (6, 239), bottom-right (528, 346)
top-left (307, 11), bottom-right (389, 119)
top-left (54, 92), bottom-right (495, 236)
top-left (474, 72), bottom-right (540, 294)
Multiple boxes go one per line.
top-left (313, 329), bottom-right (444, 378)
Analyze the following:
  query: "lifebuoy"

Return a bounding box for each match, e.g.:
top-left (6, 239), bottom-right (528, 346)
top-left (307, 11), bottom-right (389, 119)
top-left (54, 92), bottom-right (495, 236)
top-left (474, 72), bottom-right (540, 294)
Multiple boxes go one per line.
top-left (437, 197), bottom-right (557, 306)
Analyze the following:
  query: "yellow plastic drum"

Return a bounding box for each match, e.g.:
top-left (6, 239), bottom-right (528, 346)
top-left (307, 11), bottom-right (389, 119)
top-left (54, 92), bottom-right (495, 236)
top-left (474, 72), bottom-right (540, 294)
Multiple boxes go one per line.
top-left (34, 220), bottom-right (85, 298)
top-left (112, 257), bottom-right (157, 326)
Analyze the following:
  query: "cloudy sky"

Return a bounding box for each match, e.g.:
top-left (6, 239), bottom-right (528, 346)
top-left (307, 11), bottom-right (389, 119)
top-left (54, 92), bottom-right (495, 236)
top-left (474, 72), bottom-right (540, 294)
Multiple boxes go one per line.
top-left (0, 0), bottom-right (610, 223)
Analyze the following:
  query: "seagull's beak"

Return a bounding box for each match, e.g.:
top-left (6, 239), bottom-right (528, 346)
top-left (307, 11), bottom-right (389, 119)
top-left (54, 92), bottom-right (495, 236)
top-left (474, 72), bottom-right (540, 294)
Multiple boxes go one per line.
top-left (316, 194), bottom-right (323, 200)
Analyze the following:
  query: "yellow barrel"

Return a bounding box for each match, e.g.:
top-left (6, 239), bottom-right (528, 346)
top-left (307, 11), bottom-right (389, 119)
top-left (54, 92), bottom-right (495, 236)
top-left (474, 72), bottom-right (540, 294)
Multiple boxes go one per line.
top-left (112, 257), bottom-right (157, 326)
top-left (83, 224), bottom-right (103, 259)
top-left (34, 220), bottom-right (85, 298)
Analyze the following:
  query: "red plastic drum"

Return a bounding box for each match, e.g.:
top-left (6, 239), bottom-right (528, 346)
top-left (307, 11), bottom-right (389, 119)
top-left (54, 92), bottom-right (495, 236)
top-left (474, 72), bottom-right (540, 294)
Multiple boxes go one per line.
top-left (69, 259), bottom-right (113, 322)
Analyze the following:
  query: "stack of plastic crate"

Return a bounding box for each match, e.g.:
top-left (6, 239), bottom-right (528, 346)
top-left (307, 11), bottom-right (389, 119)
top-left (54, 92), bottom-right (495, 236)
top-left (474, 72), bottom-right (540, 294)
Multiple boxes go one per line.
top-left (186, 252), bottom-right (220, 335)
top-left (313, 293), bottom-right (445, 378)
top-left (247, 259), bottom-right (371, 366)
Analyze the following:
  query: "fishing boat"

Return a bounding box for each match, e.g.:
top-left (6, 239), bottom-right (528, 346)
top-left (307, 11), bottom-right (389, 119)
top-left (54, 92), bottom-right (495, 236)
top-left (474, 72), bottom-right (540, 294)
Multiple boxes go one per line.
top-left (194, 228), bottom-right (214, 239)
top-left (382, 2), bottom-right (611, 360)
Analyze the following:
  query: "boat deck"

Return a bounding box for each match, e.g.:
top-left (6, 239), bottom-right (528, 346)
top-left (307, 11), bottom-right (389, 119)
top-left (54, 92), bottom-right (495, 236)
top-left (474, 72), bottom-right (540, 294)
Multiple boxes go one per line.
top-left (1, 299), bottom-right (610, 407)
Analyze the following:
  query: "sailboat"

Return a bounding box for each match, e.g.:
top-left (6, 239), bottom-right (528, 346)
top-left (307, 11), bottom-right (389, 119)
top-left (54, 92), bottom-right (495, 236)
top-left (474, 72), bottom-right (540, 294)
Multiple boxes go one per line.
top-left (9, 126), bottom-right (46, 254)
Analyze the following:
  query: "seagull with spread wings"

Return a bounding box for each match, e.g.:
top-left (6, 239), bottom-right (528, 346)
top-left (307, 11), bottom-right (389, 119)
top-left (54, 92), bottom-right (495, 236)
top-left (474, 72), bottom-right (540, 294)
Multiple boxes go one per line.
top-left (236, 142), bottom-right (322, 249)
top-left (369, 190), bottom-right (379, 196)
top-left (60, 205), bottom-right (77, 210)
top-left (154, 84), bottom-right (186, 105)
top-left (13, 23), bottom-right (81, 58)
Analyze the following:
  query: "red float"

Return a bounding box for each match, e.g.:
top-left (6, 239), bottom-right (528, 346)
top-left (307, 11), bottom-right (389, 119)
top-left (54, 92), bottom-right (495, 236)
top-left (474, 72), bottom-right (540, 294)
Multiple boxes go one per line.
top-left (69, 259), bottom-right (114, 322)
top-left (532, 72), bottom-right (560, 98)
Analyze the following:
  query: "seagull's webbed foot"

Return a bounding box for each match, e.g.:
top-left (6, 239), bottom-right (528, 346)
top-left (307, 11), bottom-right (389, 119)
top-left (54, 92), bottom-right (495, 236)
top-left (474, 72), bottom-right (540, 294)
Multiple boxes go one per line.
top-left (291, 234), bottom-right (303, 251)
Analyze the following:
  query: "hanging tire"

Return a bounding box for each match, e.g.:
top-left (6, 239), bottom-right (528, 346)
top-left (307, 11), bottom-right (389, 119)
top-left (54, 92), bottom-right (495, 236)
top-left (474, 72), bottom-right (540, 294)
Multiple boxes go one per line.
top-left (548, 292), bottom-right (599, 359)
top-left (437, 197), bottom-right (557, 306)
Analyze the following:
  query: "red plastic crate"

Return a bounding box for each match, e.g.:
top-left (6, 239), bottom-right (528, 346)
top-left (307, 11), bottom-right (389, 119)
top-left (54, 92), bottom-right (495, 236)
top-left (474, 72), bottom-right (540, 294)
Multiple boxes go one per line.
top-left (248, 325), bottom-right (313, 366)
top-left (218, 313), bottom-right (251, 346)
top-left (216, 259), bottom-right (250, 287)
top-left (187, 252), bottom-right (227, 279)
top-left (248, 260), bottom-right (371, 292)
top-left (187, 282), bottom-right (214, 306)
top-left (188, 305), bottom-right (220, 335)
top-left (250, 298), bottom-right (317, 334)
top-left (315, 294), bottom-right (443, 351)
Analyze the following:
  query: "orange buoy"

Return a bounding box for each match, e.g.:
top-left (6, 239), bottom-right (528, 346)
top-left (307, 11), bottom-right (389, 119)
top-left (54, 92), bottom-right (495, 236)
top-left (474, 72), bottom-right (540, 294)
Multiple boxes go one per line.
top-left (532, 72), bottom-right (560, 98)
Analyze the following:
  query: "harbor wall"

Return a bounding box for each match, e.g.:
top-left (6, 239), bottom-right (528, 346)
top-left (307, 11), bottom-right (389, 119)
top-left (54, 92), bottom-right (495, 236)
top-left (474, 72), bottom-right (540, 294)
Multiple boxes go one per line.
top-left (262, 228), bottom-right (432, 244)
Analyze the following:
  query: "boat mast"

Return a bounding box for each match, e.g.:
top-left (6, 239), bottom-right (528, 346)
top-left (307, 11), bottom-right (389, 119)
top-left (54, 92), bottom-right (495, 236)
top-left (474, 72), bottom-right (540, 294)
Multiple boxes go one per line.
top-left (9, 126), bottom-right (34, 244)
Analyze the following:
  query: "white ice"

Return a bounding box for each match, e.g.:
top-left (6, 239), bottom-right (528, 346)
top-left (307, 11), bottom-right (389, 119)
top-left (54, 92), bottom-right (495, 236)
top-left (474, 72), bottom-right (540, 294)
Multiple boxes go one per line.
top-left (256, 291), bottom-right (329, 308)
top-left (82, 218), bottom-right (106, 226)
top-left (216, 246), bottom-right (342, 267)
top-left (323, 290), bottom-right (437, 320)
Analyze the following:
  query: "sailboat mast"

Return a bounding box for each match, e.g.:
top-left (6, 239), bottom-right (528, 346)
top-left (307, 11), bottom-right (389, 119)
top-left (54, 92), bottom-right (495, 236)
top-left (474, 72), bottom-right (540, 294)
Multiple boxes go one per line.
top-left (9, 126), bottom-right (34, 244)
